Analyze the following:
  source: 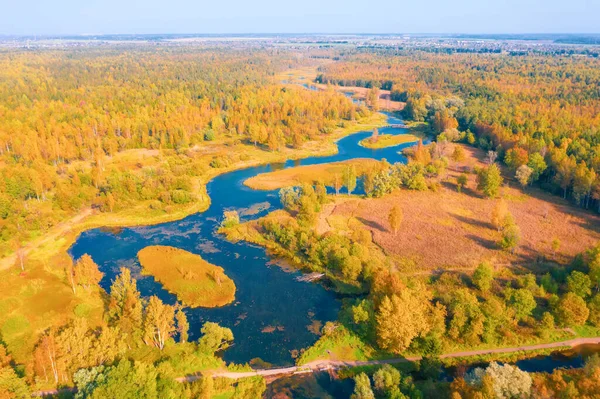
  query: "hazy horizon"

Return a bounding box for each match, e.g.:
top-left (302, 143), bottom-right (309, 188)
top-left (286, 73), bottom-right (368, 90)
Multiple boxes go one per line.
top-left (2, 0), bottom-right (598, 36)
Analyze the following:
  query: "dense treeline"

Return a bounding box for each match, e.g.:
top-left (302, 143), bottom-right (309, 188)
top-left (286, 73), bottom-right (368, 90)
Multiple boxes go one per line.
top-left (345, 355), bottom-right (600, 399)
top-left (316, 51), bottom-right (600, 211)
top-left (0, 47), bottom-right (367, 255)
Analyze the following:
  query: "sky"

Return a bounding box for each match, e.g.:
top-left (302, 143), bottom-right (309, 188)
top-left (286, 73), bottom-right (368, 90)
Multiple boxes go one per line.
top-left (1, 0), bottom-right (598, 36)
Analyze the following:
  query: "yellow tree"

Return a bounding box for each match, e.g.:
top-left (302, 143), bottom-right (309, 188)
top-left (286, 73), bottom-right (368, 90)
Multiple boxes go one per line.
top-left (175, 308), bottom-right (189, 343)
top-left (388, 205), bottom-right (403, 235)
top-left (143, 296), bottom-right (175, 350)
top-left (74, 254), bottom-right (103, 290)
top-left (376, 285), bottom-right (432, 353)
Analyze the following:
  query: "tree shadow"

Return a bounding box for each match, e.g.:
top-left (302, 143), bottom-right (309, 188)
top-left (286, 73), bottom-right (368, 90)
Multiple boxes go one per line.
top-left (440, 180), bottom-right (482, 199)
top-left (465, 234), bottom-right (496, 250)
top-left (452, 214), bottom-right (494, 230)
top-left (356, 217), bottom-right (387, 233)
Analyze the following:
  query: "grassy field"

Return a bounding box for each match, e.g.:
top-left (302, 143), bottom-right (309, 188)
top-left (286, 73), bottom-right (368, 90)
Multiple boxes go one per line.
top-left (138, 246), bottom-right (236, 308)
top-left (244, 158), bottom-right (384, 190)
top-left (330, 144), bottom-right (600, 273)
top-left (359, 133), bottom-right (420, 149)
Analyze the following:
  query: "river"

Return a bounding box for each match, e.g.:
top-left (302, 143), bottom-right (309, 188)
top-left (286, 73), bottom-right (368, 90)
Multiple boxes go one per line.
top-left (69, 112), bottom-right (415, 366)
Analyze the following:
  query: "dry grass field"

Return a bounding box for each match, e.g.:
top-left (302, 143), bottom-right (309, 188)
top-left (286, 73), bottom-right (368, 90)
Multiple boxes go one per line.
top-left (325, 145), bottom-right (600, 273)
top-left (138, 246), bottom-right (236, 308)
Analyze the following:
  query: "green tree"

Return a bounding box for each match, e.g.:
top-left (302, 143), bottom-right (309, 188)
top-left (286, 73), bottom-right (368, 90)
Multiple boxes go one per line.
top-left (508, 289), bottom-right (537, 321)
top-left (198, 322), bottom-right (234, 353)
top-left (0, 367), bottom-right (30, 399)
top-left (456, 173), bottom-right (468, 192)
top-left (527, 153), bottom-right (547, 182)
top-left (588, 295), bottom-right (600, 327)
top-left (566, 270), bottom-right (592, 298)
top-left (351, 372), bottom-right (375, 399)
top-left (472, 263), bottom-right (494, 292)
top-left (107, 268), bottom-right (143, 339)
top-left (476, 164), bottom-right (503, 198)
top-left (499, 222), bottom-right (520, 253)
top-left (373, 364), bottom-right (401, 394)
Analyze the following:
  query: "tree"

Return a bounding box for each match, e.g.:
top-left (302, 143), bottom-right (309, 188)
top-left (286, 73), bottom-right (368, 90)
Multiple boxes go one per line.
top-left (344, 165), bottom-right (357, 194)
top-left (143, 296), bottom-right (175, 350)
top-left (485, 151), bottom-right (498, 165)
top-left (508, 289), bottom-right (537, 321)
top-left (527, 153), bottom-right (547, 182)
top-left (587, 295), bottom-right (600, 327)
top-left (334, 174), bottom-right (342, 195)
top-left (499, 222), bottom-right (520, 253)
top-left (221, 210), bottom-right (240, 228)
top-left (198, 322), bottom-right (234, 353)
top-left (451, 146), bottom-right (466, 163)
top-left (456, 173), bottom-right (468, 192)
top-left (108, 268), bottom-right (143, 338)
top-left (566, 271), bottom-right (592, 298)
top-left (74, 254), bottom-right (103, 290)
top-left (485, 362), bottom-right (532, 399)
top-left (376, 287), bottom-right (432, 353)
top-left (371, 128), bottom-right (379, 143)
top-left (505, 147), bottom-right (529, 171)
top-left (554, 293), bottom-right (589, 326)
top-left (491, 199), bottom-right (508, 232)
top-left (351, 373), bottom-right (375, 399)
top-left (175, 309), bottom-right (189, 343)
top-left (0, 367), bottom-right (30, 399)
top-left (551, 238), bottom-right (561, 257)
top-left (279, 187), bottom-right (300, 211)
top-left (476, 164), bottom-right (503, 198)
top-left (388, 205), bottom-right (403, 235)
top-left (33, 331), bottom-right (62, 384)
top-left (472, 263), bottom-right (494, 292)
top-left (373, 364), bottom-right (401, 394)
top-left (515, 165), bottom-right (533, 187)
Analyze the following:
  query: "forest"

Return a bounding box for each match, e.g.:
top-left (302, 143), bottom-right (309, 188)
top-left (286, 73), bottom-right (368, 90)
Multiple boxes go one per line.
top-left (0, 47), bottom-right (367, 256)
top-left (1, 42), bottom-right (600, 398)
top-left (316, 50), bottom-right (600, 212)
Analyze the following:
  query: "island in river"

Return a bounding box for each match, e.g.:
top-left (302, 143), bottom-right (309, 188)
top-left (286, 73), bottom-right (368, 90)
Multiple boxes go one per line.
top-left (138, 245), bottom-right (236, 308)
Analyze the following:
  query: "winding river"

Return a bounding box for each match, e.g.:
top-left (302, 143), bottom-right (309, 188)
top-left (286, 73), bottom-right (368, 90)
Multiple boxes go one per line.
top-left (69, 113), bottom-right (415, 366)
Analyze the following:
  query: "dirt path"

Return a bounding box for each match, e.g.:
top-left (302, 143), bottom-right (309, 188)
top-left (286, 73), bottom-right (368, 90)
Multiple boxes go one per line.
top-left (0, 208), bottom-right (94, 271)
top-left (179, 337), bottom-right (600, 381)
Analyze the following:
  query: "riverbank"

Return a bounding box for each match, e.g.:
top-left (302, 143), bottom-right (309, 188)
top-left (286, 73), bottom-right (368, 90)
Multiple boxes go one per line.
top-left (0, 112), bottom-right (386, 364)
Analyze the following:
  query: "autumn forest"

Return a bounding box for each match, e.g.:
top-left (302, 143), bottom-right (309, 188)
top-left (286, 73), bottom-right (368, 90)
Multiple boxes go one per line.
top-left (1, 38), bottom-right (600, 399)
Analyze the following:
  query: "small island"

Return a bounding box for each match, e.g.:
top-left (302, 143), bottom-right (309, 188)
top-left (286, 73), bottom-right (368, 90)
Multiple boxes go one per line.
top-left (359, 133), bottom-right (419, 149)
top-left (137, 245), bottom-right (236, 308)
top-left (244, 159), bottom-right (383, 190)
